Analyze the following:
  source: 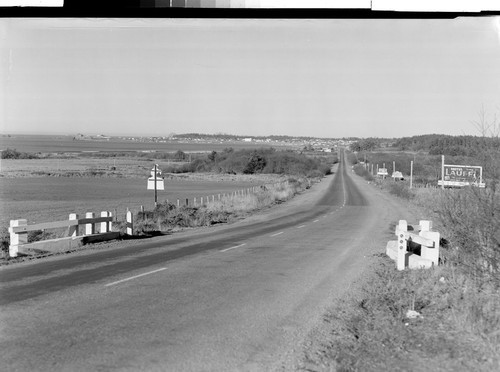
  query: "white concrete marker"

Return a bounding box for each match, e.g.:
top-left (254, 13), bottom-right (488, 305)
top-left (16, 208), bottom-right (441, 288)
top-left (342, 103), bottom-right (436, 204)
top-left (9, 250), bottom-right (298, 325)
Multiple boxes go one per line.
top-left (105, 268), bottom-right (167, 287)
top-left (271, 232), bottom-right (284, 237)
top-left (220, 243), bottom-right (246, 253)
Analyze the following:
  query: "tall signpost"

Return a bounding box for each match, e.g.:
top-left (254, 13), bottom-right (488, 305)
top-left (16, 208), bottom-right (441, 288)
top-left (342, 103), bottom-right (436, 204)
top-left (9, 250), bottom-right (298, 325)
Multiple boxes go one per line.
top-left (147, 164), bottom-right (165, 206)
top-left (438, 155), bottom-right (485, 188)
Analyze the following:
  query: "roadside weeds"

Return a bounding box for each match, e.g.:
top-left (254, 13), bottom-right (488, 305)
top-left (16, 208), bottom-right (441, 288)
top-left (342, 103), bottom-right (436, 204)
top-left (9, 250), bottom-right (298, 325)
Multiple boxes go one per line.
top-left (299, 175), bottom-right (500, 371)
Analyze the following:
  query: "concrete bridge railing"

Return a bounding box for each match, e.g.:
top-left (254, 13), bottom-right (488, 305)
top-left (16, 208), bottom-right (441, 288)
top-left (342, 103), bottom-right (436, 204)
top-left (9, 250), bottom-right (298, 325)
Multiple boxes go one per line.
top-left (8, 211), bottom-right (134, 258)
top-left (386, 220), bottom-right (440, 270)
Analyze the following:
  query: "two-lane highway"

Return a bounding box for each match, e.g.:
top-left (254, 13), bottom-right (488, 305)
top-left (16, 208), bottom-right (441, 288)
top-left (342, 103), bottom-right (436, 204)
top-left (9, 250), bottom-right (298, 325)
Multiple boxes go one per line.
top-left (0, 152), bottom-right (413, 371)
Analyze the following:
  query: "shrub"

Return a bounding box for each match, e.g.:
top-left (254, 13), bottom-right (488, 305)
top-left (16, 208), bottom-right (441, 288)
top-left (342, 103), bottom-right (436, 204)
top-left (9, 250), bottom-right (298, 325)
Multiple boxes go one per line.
top-left (353, 164), bottom-right (374, 182)
top-left (0, 227), bottom-right (9, 257)
top-left (1, 148), bottom-right (39, 159)
top-left (438, 186), bottom-right (500, 283)
top-left (388, 182), bottom-right (414, 200)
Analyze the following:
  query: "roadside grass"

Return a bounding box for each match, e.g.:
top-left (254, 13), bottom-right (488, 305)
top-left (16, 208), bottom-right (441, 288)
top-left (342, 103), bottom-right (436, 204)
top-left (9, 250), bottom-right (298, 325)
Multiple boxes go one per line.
top-left (352, 164), bottom-right (374, 182)
top-left (304, 155), bottom-right (500, 371)
top-left (133, 177), bottom-right (311, 235)
top-left (303, 258), bottom-right (500, 371)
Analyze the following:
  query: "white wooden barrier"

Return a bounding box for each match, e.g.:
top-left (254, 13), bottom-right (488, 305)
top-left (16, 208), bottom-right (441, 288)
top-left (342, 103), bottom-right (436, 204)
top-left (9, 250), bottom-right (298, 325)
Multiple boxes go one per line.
top-left (386, 220), bottom-right (440, 270)
top-left (8, 211), bottom-right (116, 258)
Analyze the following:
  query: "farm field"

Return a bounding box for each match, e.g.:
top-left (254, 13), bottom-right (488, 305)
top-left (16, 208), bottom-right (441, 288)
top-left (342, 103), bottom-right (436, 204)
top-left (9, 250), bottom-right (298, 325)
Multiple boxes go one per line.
top-left (0, 176), bottom-right (269, 228)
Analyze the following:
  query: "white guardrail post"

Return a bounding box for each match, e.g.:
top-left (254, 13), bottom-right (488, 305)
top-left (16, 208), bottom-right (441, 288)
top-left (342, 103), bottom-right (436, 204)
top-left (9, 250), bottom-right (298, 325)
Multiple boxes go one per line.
top-left (396, 220), bottom-right (408, 271)
top-left (100, 211), bottom-right (111, 233)
top-left (85, 212), bottom-right (95, 235)
top-left (126, 211), bottom-right (133, 236)
top-left (68, 213), bottom-right (79, 237)
top-left (8, 219), bottom-right (27, 258)
top-left (419, 220), bottom-right (440, 266)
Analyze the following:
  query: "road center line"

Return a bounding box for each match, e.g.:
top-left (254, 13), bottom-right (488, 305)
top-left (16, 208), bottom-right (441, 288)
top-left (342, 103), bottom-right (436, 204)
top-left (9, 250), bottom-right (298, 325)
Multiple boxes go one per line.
top-left (105, 268), bottom-right (167, 287)
top-left (271, 231), bottom-right (284, 237)
top-left (220, 243), bottom-right (246, 253)
top-left (313, 219), bottom-right (319, 223)
top-left (297, 225), bottom-right (306, 229)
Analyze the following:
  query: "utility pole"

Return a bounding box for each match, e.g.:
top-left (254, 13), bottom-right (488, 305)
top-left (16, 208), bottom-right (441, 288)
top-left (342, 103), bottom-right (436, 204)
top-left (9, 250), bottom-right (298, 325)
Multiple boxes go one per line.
top-left (441, 155), bottom-right (445, 189)
top-left (410, 160), bottom-right (413, 189)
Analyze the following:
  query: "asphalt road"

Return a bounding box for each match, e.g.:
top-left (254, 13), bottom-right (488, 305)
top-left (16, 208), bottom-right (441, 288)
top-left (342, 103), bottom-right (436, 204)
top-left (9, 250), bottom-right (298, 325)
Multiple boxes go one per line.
top-left (0, 153), bottom-right (412, 371)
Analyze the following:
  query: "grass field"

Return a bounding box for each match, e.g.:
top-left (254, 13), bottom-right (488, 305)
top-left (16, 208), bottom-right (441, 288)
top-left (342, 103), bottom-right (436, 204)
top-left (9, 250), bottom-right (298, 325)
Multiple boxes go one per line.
top-left (0, 157), bottom-right (285, 228)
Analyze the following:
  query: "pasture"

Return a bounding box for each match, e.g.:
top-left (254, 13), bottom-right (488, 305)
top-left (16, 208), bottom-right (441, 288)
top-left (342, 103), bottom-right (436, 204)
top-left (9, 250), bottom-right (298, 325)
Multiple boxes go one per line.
top-left (0, 177), bottom-right (270, 228)
top-left (0, 155), bottom-right (284, 229)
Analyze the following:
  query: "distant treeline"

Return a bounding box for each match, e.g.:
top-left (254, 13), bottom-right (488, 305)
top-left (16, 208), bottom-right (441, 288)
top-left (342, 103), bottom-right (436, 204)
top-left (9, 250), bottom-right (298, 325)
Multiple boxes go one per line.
top-left (393, 134), bottom-right (500, 156)
top-left (166, 148), bottom-right (336, 177)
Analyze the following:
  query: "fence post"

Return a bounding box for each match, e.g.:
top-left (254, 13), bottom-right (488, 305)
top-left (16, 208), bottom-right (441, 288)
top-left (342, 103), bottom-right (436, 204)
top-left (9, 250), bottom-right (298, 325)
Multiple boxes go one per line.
top-left (8, 219), bottom-right (27, 258)
top-left (186, 198), bottom-right (189, 206)
top-left (85, 212), bottom-right (95, 235)
top-left (68, 213), bottom-right (79, 237)
top-left (126, 210), bottom-right (133, 236)
top-left (177, 199), bottom-right (180, 207)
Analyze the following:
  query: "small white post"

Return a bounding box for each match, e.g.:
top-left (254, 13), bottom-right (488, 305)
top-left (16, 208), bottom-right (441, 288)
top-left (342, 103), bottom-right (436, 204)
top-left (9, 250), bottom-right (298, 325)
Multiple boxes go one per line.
top-left (194, 197), bottom-right (197, 207)
top-left (101, 211), bottom-right (109, 233)
top-left (396, 220), bottom-right (408, 271)
top-left (9, 219), bottom-right (27, 258)
top-left (397, 231), bottom-right (407, 271)
top-left (212, 195), bottom-right (215, 202)
top-left (126, 210), bottom-right (133, 236)
top-left (69, 213), bottom-right (79, 237)
top-left (108, 211), bottom-right (113, 232)
top-left (85, 212), bottom-right (95, 235)
top-left (419, 220), bottom-right (439, 266)
top-left (177, 199), bottom-right (180, 207)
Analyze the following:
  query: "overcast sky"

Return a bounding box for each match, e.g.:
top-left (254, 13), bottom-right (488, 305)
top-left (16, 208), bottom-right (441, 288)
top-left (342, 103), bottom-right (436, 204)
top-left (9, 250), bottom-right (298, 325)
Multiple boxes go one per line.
top-left (1, 17), bottom-right (500, 138)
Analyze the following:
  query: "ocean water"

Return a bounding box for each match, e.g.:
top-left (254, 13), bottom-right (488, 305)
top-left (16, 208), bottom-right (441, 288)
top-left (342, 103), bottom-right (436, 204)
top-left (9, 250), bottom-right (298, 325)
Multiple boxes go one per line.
top-left (0, 135), bottom-right (274, 153)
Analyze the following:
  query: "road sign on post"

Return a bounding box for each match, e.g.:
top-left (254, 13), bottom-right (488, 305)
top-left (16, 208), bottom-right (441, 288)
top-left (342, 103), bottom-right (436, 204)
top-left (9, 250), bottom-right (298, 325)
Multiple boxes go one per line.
top-left (147, 164), bottom-right (164, 205)
top-left (438, 156), bottom-right (485, 188)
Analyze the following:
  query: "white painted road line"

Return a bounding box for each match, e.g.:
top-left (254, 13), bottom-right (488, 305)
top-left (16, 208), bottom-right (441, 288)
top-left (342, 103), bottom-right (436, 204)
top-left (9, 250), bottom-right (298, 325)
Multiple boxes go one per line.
top-left (105, 268), bottom-right (167, 287)
top-left (297, 225), bottom-right (306, 229)
top-left (271, 232), bottom-right (284, 237)
top-left (220, 243), bottom-right (246, 253)
top-left (313, 219), bottom-right (319, 223)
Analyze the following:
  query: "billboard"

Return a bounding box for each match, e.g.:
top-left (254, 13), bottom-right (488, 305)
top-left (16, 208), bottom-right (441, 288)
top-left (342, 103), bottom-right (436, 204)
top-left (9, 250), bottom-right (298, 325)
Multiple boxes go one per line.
top-left (439, 158), bottom-right (484, 187)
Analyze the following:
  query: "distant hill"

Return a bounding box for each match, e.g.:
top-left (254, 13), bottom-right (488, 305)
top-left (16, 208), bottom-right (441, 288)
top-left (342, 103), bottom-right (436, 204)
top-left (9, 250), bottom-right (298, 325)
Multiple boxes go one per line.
top-left (393, 134), bottom-right (500, 156)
